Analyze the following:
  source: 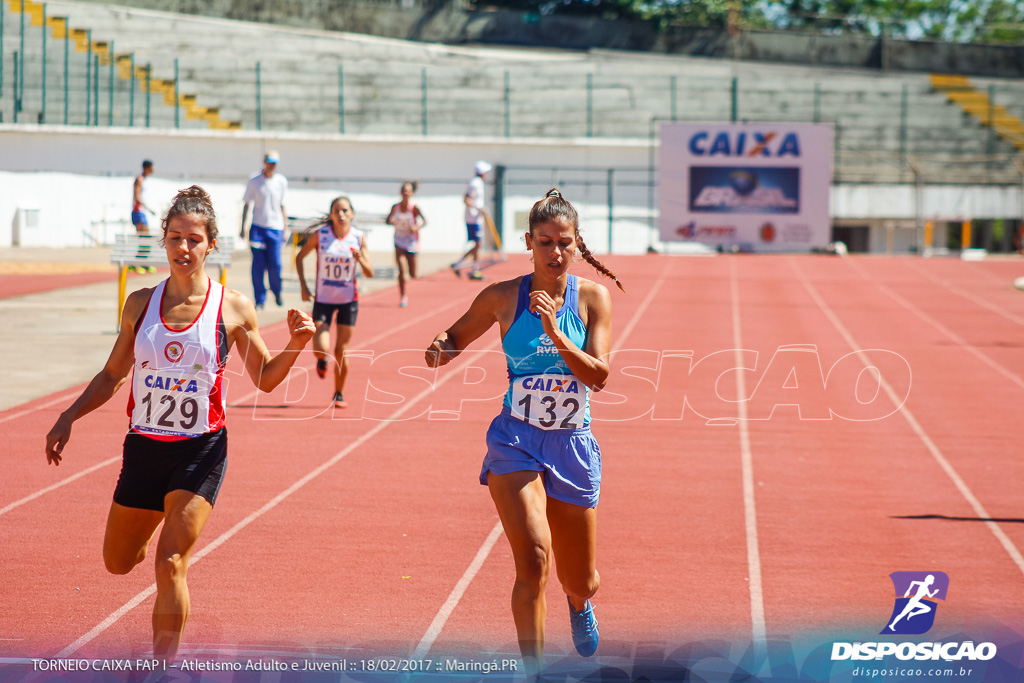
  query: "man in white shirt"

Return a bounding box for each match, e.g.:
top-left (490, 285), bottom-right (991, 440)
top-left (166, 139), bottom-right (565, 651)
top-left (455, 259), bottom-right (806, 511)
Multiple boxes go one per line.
top-left (451, 160), bottom-right (490, 281)
top-left (241, 150), bottom-right (288, 308)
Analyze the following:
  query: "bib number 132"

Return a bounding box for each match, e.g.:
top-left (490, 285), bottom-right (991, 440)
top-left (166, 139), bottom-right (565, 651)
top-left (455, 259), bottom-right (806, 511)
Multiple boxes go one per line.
top-left (511, 375), bottom-right (584, 430)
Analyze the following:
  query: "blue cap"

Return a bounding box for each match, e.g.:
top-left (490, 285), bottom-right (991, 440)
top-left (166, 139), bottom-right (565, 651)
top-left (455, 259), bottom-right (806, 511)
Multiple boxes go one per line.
top-left (265, 150), bottom-right (280, 164)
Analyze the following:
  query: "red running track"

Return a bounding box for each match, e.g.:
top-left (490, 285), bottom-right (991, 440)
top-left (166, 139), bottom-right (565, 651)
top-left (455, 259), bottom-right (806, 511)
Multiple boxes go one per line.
top-left (1, 254), bottom-right (1023, 678)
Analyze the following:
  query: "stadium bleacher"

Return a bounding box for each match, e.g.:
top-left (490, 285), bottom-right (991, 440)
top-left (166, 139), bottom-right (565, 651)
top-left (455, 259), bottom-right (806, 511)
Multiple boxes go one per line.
top-left (3, 0), bottom-right (1023, 185)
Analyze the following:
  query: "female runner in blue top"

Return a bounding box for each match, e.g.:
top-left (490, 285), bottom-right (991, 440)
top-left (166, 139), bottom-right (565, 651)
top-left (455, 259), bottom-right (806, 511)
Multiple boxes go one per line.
top-left (425, 189), bottom-right (623, 676)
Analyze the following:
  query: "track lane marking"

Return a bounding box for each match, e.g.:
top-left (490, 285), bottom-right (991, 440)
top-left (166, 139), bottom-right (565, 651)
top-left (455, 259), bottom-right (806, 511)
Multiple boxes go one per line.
top-left (792, 259), bottom-right (1024, 577)
top-left (729, 259), bottom-right (767, 657)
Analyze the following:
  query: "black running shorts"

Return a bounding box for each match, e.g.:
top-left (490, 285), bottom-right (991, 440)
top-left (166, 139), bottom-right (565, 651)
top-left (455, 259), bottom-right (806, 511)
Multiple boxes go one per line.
top-left (113, 428), bottom-right (228, 511)
top-left (312, 300), bottom-right (358, 327)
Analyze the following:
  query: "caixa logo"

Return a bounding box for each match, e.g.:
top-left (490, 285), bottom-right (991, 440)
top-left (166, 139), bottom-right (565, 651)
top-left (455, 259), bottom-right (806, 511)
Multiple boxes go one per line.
top-left (831, 572), bottom-right (997, 663)
top-left (688, 131), bottom-right (801, 157)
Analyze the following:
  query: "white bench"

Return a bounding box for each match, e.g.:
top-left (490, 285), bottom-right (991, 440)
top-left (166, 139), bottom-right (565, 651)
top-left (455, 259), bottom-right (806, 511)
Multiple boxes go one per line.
top-left (111, 233), bottom-right (235, 329)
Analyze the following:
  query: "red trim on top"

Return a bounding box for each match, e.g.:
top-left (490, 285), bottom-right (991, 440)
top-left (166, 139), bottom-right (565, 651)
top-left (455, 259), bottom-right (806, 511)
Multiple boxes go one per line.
top-left (126, 287), bottom-right (157, 420)
top-left (207, 286), bottom-right (227, 431)
top-left (160, 277), bottom-right (212, 333)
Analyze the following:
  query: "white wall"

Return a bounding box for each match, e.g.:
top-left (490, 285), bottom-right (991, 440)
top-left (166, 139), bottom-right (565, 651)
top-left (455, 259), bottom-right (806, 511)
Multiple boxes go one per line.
top-left (2, 125), bottom-right (1021, 254)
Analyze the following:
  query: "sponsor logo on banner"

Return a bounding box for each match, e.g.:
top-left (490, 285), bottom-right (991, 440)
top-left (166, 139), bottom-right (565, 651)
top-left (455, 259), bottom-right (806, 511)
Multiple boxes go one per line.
top-left (675, 221), bottom-right (737, 239)
top-left (688, 130), bottom-right (802, 157)
top-left (164, 341), bottom-right (184, 363)
top-left (760, 223), bottom-right (776, 243)
top-left (830, 571), bottom-right (997, 663)
top-left (689, 167), bottom-right (800, 214)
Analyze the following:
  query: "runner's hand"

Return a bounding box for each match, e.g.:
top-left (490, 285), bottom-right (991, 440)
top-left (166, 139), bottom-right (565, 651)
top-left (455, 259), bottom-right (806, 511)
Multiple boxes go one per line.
top-left (529, 291), bottom-right (559, 338)
top-left (45, 414), bottom-right (72, 466)
top-left (425, 337), bottom-right (458, 368)
top-left (287, 309), bottom-right (316, 345)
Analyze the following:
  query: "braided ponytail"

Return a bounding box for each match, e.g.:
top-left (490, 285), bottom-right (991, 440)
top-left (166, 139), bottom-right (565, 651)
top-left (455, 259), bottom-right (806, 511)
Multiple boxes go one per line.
top-left (161, 185), bottom-right (218, 248)
top-left (529, 188), bottom-right (625, 292)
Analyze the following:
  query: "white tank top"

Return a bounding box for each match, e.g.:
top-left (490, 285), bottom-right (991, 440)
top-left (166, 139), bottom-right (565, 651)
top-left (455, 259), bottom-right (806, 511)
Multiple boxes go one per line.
top-left (127, 279), bottom-right (228, 438)
top-left (391, 202), bottom-right (419, 251)
top-left (316, 225), bottom-right (362, 305)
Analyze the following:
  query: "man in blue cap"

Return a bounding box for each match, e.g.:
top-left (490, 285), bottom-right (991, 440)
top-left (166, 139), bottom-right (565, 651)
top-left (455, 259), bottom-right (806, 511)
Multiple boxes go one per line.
top-left (241, 150), bottom-right (288, 308)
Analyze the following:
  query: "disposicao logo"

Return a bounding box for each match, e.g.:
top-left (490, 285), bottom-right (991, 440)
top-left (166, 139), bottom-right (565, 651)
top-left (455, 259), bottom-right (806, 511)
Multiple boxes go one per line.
top-left (883, 571), bottom-right (948, 635)
top-left (831, 572), bottom-right (997, 663)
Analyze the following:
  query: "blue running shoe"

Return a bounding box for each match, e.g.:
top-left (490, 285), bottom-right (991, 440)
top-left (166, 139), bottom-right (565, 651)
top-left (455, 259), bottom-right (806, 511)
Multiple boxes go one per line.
top-left (567, 596), bottom-right (598, 657)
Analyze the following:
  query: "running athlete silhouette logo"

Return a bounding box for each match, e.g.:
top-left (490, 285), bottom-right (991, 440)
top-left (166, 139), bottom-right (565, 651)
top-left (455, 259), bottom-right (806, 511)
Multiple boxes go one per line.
top-left (882, 571), bottom-right (949, 635)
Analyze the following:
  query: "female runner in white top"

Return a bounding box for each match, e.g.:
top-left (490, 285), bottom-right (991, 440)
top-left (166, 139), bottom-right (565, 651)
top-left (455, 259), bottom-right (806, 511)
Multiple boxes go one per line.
top-left (45, 185), bottom-right (316, 663)
top-left (386, 181), bottom-right (427, 307)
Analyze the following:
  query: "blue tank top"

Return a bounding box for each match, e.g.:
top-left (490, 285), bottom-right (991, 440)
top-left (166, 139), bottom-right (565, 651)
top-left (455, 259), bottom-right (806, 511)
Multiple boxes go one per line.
top-left (502, 274), bottom-right (590, 429)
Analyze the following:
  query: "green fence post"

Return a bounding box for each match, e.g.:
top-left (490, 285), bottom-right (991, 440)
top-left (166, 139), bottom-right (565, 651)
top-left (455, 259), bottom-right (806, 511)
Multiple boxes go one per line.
top-left (86, 31), bottom-right (92, 125)
top-left (420, 67), bottom-right (427, 135)
top-left (93, 53), bottom-right (98, 125)
top-left (13, 51), bottom-right (19, 122)
top-left (504, 69), bottom-right (510, 138)
top-left (338, 64), bottom-right (344, 134)
top-left (731, 76), bottom-right (738, 122)
top-left (41, 4), bottom-right (46, 123)
top-left (19, 0), bottom-right (24, 104)
top-left (63, 21), bottom-right (68, 124)
top-left (1, 0), bottom-right (5, 94)
top-left (145, 63), bottom-right (150, 128)
top-left (899, 83), bottom-right (908, 161)
top-left (129, 53), bottom-right (134, 126)
top-left (813, 82), bottom-right (820, 123)
top-left (174, 57), bottom-right (179, 129)
top-left (494, 164), bottom-right (505, 242)
top-left (587, 73), bottom-right (593, 137)
top-left (108, 40), bottom-right (114, 126)
top-left (255, 61), bottom-right (261, 131)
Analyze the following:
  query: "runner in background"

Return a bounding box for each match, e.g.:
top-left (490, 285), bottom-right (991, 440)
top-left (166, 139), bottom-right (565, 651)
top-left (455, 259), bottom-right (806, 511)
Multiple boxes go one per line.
top-left (386, 181), bottom-right (427, 307)
top-left (451, 161), bottom-right (491, 281)
top-left (130, 160), bottom-right (157, 273)
top-left (296, 196), bottom-right (374, 408)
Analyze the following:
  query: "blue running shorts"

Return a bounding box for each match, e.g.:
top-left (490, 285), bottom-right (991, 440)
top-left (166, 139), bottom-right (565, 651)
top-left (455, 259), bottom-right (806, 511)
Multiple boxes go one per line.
top-left (466, 222), bottom-right (482, 243)
top-left (480, 407), bottom-right (601, 508)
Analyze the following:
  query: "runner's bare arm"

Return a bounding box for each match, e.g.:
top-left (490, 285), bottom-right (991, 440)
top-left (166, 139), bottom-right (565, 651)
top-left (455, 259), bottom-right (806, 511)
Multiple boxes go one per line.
top-left (225, 290), bottom-right (316, 392)
top-left (425, 282), bottom-right (508, 367)
top-left (295, 235), bottom-right (317, 301)
top-left (45, 289), bottom-right (149, 465)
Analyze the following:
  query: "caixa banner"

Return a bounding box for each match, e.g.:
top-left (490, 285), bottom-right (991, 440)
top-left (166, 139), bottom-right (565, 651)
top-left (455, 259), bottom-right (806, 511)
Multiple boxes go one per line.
top-left (658, 123), bottom-right (833, 251)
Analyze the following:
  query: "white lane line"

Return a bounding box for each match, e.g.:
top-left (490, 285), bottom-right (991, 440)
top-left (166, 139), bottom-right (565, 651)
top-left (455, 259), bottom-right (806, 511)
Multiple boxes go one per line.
top-left (0, 389), bottom-right (84, 425)
top-left (729, 260), bottom-right (767, 655)
top-left (410, 260), bottom-right (674, 659)
top-left (411, 521), bottom-right (505, 660)
top-left (0, 456), bottom-right (120, 518)
top-left (905, 261), bottom-right (1024, 327)
top-left (792, 260), bottom-right (1024, 577)
top-left (847, 259), bottom-right (1024, 392)
top-left (58, 338), bottom-right (501, 658)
